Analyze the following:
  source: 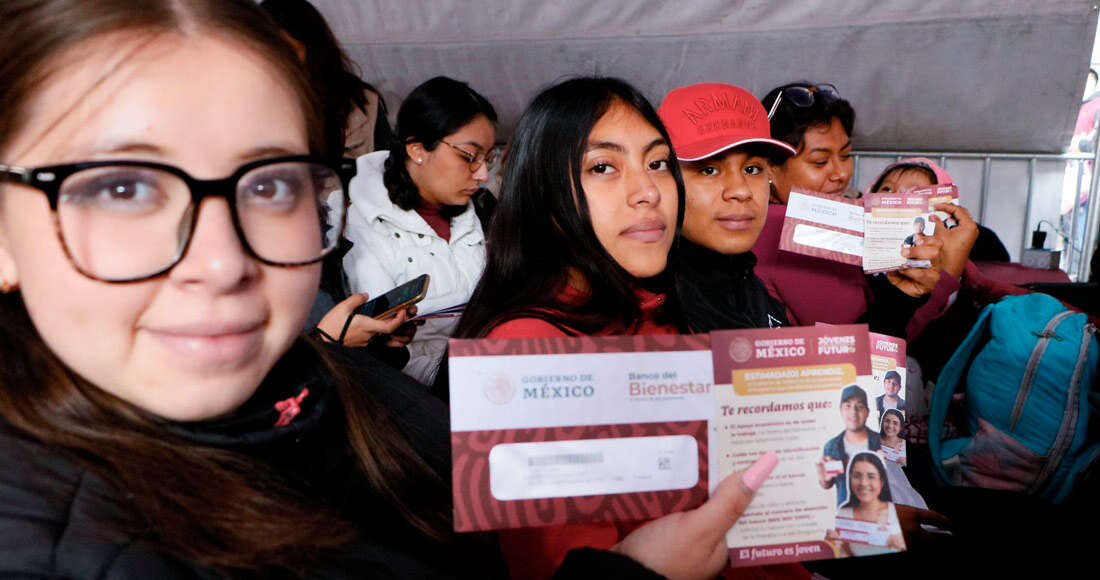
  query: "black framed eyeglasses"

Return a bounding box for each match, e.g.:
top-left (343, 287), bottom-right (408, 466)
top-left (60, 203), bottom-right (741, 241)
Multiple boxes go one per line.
top-left (766, 84), bottom-right (842, 119)
top-left (0, 155), bottom-right (355, 283)
top-left (439, 139), bottom-right (497, 173)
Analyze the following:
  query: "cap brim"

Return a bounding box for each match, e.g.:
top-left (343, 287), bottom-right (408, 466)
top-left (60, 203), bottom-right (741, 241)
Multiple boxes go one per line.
top-left (676, 137), bottom-right (797, 162)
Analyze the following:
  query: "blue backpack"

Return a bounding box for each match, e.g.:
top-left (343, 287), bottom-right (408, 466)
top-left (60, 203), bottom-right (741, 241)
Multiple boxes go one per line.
top-left (929, 293), bottom-right (1099, 502)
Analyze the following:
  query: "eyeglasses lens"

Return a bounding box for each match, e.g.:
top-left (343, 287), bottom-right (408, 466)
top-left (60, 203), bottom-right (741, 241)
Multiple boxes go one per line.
top-left (57, 166), bottom-right (192, 281)
top-left (236, 162), bottom-right (345, 264)
top-left (55, 162), bottom-right (345, 281)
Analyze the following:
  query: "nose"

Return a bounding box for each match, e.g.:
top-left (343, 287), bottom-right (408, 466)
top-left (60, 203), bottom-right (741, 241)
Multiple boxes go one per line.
top-left (723, 171), bottom-right (754, 202)
top-left (472, 160), bottom-right (490, 182)
top-left (626, 167), bottom-right (661, 208)
top-left (168, 198), bottom-right (258, 293)
top-left (830, 157), bottom-right (852, 186)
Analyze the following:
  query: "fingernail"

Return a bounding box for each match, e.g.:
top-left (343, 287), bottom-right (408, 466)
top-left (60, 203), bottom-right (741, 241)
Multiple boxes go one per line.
top-left (742, 452), bottom-right (778, 492)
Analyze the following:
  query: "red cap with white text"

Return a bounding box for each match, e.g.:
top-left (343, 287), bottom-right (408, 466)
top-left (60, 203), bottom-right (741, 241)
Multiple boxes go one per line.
top-left (658, 83), bottom-right (797, 161)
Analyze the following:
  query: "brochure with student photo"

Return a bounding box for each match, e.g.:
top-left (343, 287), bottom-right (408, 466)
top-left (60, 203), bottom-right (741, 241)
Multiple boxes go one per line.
top-left (708, 324), bottom-right (907, 566)
top-left (447, 335), bottom-right (714, 532)
top-left (862, 184), bottom-right (959, 274)
top-left (778, 184), bottom-right (959, 274)
top-left (869, 333), bottom-right (907, 465)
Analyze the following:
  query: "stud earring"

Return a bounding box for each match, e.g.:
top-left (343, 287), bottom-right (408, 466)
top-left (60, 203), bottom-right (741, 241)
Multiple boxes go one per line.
top-left (417, 158), bottom-right (423, 164)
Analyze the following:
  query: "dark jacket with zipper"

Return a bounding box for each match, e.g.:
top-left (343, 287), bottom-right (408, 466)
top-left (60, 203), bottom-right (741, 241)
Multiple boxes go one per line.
top-left (0, 342), bottom-right (659, 579)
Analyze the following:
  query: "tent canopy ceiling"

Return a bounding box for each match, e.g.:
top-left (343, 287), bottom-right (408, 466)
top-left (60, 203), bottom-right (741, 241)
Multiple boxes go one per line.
top-left (317, 0), bottom-right (1098, 153)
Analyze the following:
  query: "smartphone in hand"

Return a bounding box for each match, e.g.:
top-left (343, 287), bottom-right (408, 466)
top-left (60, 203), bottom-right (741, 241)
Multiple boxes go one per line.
top-left (354, 274), bottom-right (430, 320)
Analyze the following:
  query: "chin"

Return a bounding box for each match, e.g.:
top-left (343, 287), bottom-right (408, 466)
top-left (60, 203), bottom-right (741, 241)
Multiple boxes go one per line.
top-left (625, 260), bottom-right (668, 279)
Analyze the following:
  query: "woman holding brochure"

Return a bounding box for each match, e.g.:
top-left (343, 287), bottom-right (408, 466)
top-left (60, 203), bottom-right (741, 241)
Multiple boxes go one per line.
top-left (449, 78), bottom-right (798, 580)
top-left (0, 3), bottom-right (771, 578)
top-left (749, 82), bottom-right (956, 340)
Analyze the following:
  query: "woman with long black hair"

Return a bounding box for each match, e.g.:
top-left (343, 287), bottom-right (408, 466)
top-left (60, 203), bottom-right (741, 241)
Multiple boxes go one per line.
top-left (452, 77), bottom-right (685, 341)
top-left (448, 77), bottom-right (779, 580)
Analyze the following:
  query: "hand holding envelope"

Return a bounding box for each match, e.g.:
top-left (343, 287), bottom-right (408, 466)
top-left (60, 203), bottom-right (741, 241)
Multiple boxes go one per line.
top-left (612, 453), bottom-right (778, 580)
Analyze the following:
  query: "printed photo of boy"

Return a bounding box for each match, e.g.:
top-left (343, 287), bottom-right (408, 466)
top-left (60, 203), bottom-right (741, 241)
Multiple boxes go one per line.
top-left (817, 385), bottom-right (881, 506)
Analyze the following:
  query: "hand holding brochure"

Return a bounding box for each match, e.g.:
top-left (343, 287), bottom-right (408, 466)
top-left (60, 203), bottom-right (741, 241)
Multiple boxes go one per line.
top-left (448, 326), bottom-right (913, 565)
top-left (863, 185), bottom-right (957, 273)
top-left (779, 185), bottom-right (960, 273)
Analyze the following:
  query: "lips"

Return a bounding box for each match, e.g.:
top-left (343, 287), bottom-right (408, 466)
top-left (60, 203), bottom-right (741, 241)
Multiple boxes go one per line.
top-left (716, 213), bottom-right (756, 231)
top-left (620, 219), bottom-right (667, 243)
top-left (144, 319), bottom-right (266, 367)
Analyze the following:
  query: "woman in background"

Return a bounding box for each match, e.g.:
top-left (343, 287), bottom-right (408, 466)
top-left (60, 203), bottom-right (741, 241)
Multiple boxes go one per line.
top-left (344, 76), bottom-right (497, 383)
top-left (751, 82), bottom-right (957, 340)
top-left (261, 0), bottom-right (413, 359)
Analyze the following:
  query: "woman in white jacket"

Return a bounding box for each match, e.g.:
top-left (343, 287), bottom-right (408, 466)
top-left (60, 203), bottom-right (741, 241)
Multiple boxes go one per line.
top-left (344, 77), bottom-right (497, 384)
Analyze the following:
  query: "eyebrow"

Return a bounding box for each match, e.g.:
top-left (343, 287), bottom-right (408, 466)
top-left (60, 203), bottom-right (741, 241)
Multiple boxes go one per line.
top-left (235, 145), bottom-right (305, 162)
top-left (458, 140), bottom-right (488, 151)
top-left (586, 138), bottom-right (667, 154)
top-left (807, 140), bottom-right (852, 155)
top-left (643, 138), bottom-right (668, 154)
top-left (586, 140), bottom-right (624, 153)
top-left (87, 141), bottom-right (165, 158)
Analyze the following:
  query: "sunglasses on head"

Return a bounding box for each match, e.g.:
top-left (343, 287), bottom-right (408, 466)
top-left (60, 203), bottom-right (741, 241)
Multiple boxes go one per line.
top-left (766, 84), bottom-right (842, 119)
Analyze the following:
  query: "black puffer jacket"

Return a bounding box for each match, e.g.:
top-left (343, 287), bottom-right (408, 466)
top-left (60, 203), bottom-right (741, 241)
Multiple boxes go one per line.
top-left (0, 342), bottom-right (661, 579)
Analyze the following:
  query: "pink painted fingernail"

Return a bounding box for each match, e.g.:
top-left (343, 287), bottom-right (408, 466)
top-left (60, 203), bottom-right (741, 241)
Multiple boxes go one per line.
top-left (742, 452), bottom-right (778, 492)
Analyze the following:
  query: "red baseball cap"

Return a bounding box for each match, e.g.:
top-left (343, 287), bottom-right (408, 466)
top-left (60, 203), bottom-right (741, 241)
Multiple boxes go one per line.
top-left (658, 83), bottom-right (797, 162)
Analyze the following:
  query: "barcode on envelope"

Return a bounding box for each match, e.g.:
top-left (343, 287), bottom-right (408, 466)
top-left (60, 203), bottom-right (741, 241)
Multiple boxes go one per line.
top-left (528, 452), bottom-right (604, 467)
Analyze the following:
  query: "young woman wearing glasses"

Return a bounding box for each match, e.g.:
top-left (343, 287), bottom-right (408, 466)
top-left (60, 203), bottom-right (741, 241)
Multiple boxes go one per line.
top-left (0, 5), bottom-right (780, 576)
top-left (343, 76), bottom-right (498, 384)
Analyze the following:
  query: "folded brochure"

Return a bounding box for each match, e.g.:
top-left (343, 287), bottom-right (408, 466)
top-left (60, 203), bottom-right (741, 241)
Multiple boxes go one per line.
top-left (779, 185), bottom-right (958, 273)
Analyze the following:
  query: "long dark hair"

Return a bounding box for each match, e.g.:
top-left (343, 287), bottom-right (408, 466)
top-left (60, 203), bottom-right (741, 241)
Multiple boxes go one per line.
top-left (0, 0), bottom-right (447, 573)
top-left (761, 81), bottom-right (855, 150)
top-left (452, 77), bottom-right (687, 338)
top-left (383, 76), bottom-right (497, 211)
top-left (259, 0), bottom-right (394, 156)
top-left (842, 451), bottom-right (893, 508)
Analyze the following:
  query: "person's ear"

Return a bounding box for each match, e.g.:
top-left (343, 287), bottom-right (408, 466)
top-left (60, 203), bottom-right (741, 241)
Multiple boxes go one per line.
top-left (0, 224), bottom-right (20, 293)
top-left (405, 140), bottom-right (427, 165)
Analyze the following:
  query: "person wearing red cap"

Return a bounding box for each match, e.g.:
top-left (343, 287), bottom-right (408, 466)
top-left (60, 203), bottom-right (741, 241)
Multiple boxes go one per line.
top-left (657, 83), bottom-right (794, 330)
top-left (658, 83), bottom-right (942, 338)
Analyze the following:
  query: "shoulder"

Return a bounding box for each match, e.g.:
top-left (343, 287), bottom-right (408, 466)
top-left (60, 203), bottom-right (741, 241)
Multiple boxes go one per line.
top-left (347, 151), bottom-right (396, 221)
top-left (0, 426), bottom-right (196, 578)
top-left (486, 317), bottom-right (574, 339)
